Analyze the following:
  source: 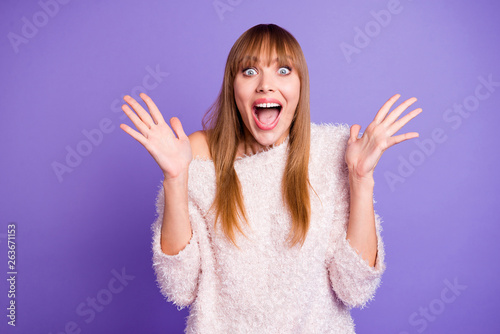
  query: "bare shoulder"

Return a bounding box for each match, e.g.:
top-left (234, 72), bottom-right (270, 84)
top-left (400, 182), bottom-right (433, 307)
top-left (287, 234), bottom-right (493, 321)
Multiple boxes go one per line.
top-left (188, 130), bottom-right (211, 160)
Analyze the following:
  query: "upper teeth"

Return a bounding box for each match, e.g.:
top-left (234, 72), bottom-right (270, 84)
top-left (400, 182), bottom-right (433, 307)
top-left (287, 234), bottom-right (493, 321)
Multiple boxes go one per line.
top-left (255, 103), bottom-right (281, 108)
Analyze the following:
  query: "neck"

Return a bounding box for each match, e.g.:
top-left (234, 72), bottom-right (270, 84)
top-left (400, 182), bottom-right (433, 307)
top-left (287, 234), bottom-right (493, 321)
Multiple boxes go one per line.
top-left (236, 127), bottom-right (288, 158)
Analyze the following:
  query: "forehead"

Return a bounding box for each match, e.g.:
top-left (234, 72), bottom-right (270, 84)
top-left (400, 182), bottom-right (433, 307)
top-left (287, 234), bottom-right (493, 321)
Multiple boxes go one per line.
top-left (239, 54), bottom-right (293, 67)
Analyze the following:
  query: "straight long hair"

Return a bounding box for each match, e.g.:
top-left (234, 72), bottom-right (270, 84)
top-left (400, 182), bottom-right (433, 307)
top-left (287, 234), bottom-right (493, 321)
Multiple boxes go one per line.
top-left (201, 24), bottom-right (316, 249)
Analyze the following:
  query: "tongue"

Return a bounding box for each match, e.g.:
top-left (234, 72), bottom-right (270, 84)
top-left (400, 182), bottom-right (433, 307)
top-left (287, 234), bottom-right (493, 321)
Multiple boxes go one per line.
top-left (256, 108), bottom-right (279, 125)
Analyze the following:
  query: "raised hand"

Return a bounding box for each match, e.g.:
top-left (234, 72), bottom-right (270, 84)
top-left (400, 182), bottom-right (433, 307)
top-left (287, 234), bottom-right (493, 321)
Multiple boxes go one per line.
top-left (345, 94), bottom-right (422, 181)
top-left (119, 93), bottom-right (192, 180)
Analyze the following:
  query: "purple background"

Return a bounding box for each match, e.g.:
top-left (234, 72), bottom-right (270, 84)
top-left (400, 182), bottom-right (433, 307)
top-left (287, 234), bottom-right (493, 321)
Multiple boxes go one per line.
top-left (1, 0), bottom-right (499, 333)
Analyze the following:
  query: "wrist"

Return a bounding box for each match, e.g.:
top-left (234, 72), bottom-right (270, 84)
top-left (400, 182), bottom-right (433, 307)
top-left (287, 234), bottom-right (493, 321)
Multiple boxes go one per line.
top-left (348, 170), bottom-right (375, 189)
top-left (163, 171), bottom-right (189, 186)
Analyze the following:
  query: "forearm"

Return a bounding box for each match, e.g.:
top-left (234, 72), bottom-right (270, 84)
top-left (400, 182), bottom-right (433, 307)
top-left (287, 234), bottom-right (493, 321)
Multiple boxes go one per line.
top-left (346, 174), bottom-right (378, 267)
top-left (160, 173), bottom-right (192, 255)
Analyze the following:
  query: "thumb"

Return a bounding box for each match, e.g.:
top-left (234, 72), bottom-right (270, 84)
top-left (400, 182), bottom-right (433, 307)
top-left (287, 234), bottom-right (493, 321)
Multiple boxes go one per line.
top-left (170, 117), bottom-right (188, 140)
top-left (349, 124), bottom-right (362, 143)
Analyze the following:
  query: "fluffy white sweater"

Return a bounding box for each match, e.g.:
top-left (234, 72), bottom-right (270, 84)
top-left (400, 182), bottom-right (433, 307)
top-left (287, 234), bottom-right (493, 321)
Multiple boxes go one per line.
top-left (151, 122), bottom-right (386, 333)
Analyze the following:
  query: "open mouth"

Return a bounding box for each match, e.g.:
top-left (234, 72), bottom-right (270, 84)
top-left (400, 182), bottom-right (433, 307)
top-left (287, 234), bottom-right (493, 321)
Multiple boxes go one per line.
top-left (252, 102), bottom-right (282, 126)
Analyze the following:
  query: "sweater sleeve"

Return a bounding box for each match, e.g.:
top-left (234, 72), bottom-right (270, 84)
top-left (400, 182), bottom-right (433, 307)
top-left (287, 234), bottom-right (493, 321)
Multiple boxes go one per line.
top-left (324, 124), bottom-right (387, 310)
top-left (151, 183), bottom-right (201, 310)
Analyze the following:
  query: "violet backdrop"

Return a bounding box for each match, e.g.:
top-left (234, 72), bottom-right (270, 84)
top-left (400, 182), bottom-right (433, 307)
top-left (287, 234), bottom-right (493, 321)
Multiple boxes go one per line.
top-left (1, 0), bottom-right (499, 333)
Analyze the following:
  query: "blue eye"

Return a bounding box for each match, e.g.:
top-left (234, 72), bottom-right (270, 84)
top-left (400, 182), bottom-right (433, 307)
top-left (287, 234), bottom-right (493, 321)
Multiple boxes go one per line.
top-left (243, 68), bottom-right (257, 76)
top-left (278, 66), bottom-right (291, 75)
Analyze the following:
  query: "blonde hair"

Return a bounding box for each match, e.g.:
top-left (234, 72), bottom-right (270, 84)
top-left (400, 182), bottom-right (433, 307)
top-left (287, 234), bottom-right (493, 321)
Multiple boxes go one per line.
top-left (201, 24), bottom-right (316, 249)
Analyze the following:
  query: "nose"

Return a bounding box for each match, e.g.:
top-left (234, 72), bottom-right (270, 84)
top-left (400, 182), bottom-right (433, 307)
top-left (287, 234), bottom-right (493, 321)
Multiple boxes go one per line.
top-left (256, 71), bottom-right (275, 93)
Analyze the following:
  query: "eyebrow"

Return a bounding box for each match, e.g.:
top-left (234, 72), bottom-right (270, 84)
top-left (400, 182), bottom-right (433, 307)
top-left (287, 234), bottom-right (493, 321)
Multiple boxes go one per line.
top-left (240, 55), bottom-right (293, 65)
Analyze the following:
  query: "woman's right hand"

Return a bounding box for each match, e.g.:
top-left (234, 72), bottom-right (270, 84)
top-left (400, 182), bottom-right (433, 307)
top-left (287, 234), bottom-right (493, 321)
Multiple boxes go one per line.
top-left (119, 93), bottom-right (192, 180)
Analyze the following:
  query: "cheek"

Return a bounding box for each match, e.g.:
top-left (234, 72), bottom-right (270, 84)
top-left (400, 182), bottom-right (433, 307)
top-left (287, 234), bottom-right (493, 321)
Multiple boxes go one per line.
top-left (234, 85), bottom-right (258, 120)
top-left (234, 79), bottom-right (250, 103)
top-left (283, 79), bottom-right (301, 106)
top-left (233, 93), bottom-right (252, 121)
top-left (233, 81), bottom-right (245, 111)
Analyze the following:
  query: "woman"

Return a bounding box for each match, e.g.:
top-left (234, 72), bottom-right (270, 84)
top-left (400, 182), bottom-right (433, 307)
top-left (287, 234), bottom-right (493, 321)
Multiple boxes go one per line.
top-left (120, 24), bottom-right (421, 333)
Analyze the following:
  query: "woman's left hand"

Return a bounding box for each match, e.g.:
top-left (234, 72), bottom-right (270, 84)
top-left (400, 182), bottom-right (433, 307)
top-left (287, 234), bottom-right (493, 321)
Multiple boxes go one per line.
top-left (345, 94), bottom-right (423, 182)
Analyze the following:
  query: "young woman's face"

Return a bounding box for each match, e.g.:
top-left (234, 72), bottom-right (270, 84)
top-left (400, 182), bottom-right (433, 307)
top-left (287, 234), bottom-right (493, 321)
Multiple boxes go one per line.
top-left (233, 52), bottom-right (300, 151)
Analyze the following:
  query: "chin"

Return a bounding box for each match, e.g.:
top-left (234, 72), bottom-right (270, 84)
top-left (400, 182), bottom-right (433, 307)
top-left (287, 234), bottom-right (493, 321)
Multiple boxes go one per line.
top-left (254, 131), bottom-right (284, 146)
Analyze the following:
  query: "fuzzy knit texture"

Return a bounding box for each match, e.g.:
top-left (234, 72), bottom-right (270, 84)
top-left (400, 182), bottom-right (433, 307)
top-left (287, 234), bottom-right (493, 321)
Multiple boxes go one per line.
top-left (151, 122), bottom-right (386, 334)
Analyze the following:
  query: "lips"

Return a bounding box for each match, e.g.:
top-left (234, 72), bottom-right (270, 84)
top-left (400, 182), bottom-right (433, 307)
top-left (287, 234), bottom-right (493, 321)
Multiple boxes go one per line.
top-left (252, 98), bottom-right (282, 130)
